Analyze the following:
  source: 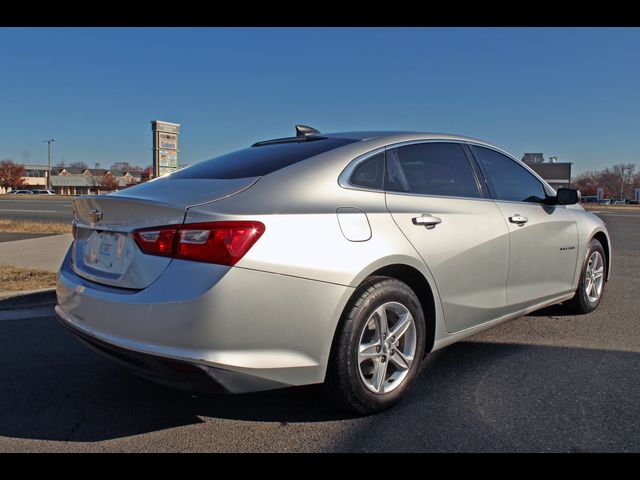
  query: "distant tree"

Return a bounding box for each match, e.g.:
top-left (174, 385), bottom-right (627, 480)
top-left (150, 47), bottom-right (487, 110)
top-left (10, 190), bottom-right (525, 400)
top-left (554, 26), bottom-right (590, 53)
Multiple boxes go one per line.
top-left (0, 160), bottom-right (27, 191)
top-left (69, 161), bottom-right (89, 170)
top-left (572, 163), bottom-right (638, 200)
top-left (87, 173), bottom-right (118, 193)
top-left (572, 170), bottom-right (603, 196)
top-left (603, 164), bottom-right (635, 201)
top-left (111, 161), bottom-right (131, 171)
top-left (139, 166), bottom-right (153, 183)
top-left (99, 172), bottom-right (119, 191)
top-left (55, 159), bottom-right (66, 168)
top-left (633, 171), bottom-right (640, 192)
top-left (111, 161), bottom-right (143, 173)
top-left (88, 175), bottom-right (102, 193)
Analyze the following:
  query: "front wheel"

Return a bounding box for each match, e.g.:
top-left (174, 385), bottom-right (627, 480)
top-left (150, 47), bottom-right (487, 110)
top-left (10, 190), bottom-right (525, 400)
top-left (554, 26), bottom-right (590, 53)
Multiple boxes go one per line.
top-left (323, 276), bottom-right (426, 415)
top-left (564, 239), bottom-right (606, 314)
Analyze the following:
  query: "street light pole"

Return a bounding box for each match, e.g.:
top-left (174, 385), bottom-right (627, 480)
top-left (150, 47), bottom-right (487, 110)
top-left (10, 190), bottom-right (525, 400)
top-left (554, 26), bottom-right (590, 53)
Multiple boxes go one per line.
top-left (619, 166), bottom-right (630, 203)
top-left (43, 139), bottom-right (55, 190)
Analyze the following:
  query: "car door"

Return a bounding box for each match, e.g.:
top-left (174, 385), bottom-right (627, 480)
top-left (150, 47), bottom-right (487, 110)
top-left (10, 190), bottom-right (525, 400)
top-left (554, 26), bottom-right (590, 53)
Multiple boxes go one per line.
top-left (469, 144), bottom-right (579, 308)
top-left (384, 141), bottom-right (510, 333)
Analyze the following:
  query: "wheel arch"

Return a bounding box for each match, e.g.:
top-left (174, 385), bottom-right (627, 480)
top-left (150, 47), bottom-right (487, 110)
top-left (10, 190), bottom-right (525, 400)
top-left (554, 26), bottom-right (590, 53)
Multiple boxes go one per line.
top-left (329, 259), bottom-right (440, 365)
top-left (592, 230), bottom-right (611, 281)
top-left (367, 264), bottom-right (437, 354)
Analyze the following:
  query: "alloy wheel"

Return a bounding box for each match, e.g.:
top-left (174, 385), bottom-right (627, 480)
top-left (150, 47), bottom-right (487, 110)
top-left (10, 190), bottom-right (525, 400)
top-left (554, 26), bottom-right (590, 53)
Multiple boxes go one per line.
top-left (584, 251), bottom-right (605, 303)
top-left (357, 301), bottom-right (417, 394)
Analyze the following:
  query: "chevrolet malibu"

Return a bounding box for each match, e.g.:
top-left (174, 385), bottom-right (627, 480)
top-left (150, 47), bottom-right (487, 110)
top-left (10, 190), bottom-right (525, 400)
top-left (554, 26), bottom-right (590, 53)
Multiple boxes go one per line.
top-left (56, 127), bottom-right (611, 414)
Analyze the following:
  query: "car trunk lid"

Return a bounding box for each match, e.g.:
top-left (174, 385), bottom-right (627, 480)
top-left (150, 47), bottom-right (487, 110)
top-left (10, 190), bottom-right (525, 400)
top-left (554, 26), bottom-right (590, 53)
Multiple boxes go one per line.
top-left (71, 176), bottom-right (258, 289)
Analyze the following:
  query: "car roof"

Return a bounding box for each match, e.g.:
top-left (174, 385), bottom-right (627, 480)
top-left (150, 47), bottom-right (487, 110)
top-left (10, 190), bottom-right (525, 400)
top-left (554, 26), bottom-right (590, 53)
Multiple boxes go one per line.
top-left (319, 130), bottom-right (505, 152)
top-left (251, 129), bottom-right (509, 158)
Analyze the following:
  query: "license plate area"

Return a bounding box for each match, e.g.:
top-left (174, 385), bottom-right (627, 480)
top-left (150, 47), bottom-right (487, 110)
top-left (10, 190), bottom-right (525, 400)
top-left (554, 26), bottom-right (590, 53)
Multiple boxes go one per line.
top-left (83, 230), bottom-right (135, 274)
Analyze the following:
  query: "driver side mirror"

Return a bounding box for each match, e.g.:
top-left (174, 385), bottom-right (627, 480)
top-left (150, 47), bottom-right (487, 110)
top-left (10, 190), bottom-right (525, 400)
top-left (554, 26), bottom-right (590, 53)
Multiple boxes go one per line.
top-left (554, 187), bottom-right (580, 205)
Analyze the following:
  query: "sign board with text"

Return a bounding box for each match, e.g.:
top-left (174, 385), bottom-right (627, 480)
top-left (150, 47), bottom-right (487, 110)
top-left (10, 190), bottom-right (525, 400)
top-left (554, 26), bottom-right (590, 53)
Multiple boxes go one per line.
top-left (152, 120), bottom-right (180, 178)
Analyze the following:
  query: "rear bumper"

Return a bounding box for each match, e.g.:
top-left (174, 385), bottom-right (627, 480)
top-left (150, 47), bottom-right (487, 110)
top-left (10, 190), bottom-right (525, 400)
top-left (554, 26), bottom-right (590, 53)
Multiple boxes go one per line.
top-left (57, 310), bottom-right (285, 394)
top-left (56, 246), bottom-right (354, 392)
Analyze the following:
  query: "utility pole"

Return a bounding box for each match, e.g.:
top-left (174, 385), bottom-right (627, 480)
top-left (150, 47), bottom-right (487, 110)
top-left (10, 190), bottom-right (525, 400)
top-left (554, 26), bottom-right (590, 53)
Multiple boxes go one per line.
top-left (43, 139), bottom-right (55, 190)
top-left (620, 166), bottom-right (629, 202)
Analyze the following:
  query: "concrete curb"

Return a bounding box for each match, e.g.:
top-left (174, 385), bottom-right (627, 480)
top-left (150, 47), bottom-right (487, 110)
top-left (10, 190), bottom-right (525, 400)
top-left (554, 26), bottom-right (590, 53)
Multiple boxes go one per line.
top-left (0, 288), bottom-right (56, 311)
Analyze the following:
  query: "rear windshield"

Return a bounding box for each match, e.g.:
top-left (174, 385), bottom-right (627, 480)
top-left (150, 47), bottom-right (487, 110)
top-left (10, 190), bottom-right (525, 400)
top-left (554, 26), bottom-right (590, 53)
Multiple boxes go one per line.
top-left (171, 137), bottom-right (359, 179)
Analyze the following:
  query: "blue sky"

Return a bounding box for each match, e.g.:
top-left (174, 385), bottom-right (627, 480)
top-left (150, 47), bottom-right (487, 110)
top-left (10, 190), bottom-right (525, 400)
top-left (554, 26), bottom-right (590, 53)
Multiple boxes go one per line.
top-left (0, 27), bottom-right (638, 174)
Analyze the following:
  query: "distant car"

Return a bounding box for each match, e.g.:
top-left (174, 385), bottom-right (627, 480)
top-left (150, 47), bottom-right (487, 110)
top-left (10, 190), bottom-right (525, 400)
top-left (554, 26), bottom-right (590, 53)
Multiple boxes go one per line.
top-left (32, 189), bottom-right (56, 195)
top-left (626, 199), bottom-right (639, 205)
top-left (613, 200), bottom-right (626, 205)
top-left (600, 199), bottom-right (612, 205)
top-left (56, 128), bottom-right (612, 414)
top-left (7, 190), bottom-right (31, 195)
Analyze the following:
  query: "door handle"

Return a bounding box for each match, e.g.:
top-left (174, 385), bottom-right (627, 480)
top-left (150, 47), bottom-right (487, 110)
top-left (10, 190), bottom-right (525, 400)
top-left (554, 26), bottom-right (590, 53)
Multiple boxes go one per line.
top-left (509, 214), bottom-right (528, 225)
top-left (412, 214), bottom-right (442, 229)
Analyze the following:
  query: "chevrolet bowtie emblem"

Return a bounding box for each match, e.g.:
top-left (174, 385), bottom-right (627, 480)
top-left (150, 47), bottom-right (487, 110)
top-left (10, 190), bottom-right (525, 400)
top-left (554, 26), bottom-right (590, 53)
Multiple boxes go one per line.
top-left (89, 209), bottom-right (103, 222)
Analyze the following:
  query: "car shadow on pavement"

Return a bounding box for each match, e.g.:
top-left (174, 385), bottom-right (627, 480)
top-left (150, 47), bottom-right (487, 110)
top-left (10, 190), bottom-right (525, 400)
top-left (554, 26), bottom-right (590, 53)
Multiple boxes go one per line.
top-left (0, 315), bottom-right (356, 443)
top-left (332, 339), bottom-right (640, 452)
top-left (1, 314), bottom-right (639, 449)
top-left (525, 303), bottom-right (577, 317)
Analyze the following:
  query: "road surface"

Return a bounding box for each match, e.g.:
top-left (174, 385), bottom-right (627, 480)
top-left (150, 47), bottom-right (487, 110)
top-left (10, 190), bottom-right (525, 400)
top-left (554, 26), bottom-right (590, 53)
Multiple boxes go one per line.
top-left (0, 197), bottom-right (73, 222)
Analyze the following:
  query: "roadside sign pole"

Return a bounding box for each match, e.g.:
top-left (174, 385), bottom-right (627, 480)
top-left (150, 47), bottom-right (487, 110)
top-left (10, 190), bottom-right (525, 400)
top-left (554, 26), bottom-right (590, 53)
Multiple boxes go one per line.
top-left (42, 138), bottom-right (55, 190)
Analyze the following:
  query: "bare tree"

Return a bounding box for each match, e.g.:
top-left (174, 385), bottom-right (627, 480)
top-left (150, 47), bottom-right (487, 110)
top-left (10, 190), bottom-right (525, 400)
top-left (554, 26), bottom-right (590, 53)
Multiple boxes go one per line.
top-left (572, 163), bottom-right (638, 200)
top-left (0, 160), bottom-right (27, 191)
top-left (110, 161), bottom-right (143, 173)
top-left (611, 164), bottom-right (636, 201)
top-left (100, 172), bottom-right (119, 191)
top-left (88, 175), bottom-right (102, 194)
top-left (69, 161), bottom-right (89, 170)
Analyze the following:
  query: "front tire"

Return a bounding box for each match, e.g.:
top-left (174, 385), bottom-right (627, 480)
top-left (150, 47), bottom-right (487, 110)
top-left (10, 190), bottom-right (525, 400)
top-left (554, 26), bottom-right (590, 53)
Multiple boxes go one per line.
top-left (323, 276), bottom-right (426, 415)
top-left (565, 239), bottom-right (606, 314)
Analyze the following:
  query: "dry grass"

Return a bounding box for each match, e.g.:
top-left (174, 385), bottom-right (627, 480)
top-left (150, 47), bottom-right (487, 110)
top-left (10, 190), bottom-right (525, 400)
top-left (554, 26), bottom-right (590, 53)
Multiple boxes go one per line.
top-left (583, 204), bottom-right (640, 211)
top-left (0, 264), bottom-right (57, 291)
top-left (0, 219), bottom-right (72, 234)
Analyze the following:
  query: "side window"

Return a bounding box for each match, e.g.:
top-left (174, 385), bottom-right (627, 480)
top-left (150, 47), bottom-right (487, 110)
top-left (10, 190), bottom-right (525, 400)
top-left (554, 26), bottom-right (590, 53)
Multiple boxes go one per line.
top-left (350, 152), bottom-right (384, 189)
top-left (470, 145), bottom-right (547, 203)
top-left (384, 142), bottom-right (481, 198)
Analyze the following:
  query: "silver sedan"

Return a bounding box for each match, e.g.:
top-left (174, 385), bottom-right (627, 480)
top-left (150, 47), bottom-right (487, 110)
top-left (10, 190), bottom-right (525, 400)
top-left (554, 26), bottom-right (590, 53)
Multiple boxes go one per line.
top-left (56, 126), bottom-right (611, 414)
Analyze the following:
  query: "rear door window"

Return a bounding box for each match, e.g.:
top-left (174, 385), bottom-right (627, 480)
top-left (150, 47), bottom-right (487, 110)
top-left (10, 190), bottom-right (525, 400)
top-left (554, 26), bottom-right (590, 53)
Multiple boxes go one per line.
top-left (385, 142), bottom-right (482, 199)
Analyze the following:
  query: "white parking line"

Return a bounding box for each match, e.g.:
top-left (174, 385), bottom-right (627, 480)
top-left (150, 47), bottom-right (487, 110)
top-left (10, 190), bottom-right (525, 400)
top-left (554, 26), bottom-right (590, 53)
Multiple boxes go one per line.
top-left (0, 209), bottom-right (59, 213)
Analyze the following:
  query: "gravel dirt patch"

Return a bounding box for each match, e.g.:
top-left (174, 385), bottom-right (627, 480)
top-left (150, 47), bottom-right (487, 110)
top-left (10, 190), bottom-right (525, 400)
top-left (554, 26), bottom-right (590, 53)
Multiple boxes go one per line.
top-left (0, 264), bottom-right (57, 292)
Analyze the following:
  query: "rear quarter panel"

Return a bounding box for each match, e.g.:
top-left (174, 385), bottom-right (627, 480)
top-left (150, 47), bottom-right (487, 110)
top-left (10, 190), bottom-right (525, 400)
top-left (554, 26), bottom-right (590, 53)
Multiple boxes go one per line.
top-left (183, 145), bottom-right (428, 287)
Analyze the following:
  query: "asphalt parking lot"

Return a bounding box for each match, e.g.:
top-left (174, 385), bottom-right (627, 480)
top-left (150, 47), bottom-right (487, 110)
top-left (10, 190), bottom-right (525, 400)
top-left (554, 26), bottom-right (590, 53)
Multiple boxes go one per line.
top-left (0, 210), bottom-right (638, 452)
top-left (0, 197), bottom-right (74, 222)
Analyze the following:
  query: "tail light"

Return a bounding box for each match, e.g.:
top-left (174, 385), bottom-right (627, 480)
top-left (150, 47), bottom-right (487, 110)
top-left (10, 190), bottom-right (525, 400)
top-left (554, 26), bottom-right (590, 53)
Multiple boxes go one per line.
top-left (133, 221), bottom-right (265, 266)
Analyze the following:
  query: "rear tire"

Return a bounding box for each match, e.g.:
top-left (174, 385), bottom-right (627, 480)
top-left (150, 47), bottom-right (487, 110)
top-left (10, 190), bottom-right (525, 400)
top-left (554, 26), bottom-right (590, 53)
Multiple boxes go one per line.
top-left (323, 276), bottom-right (426, 415)
top-left (564, 239), bottom-right (606, 314)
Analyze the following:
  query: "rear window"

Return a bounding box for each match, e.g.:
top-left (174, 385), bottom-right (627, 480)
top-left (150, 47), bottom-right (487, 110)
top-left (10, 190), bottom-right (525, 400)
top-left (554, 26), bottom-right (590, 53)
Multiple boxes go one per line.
top-left (171, 137), bottom-right (359, 179)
